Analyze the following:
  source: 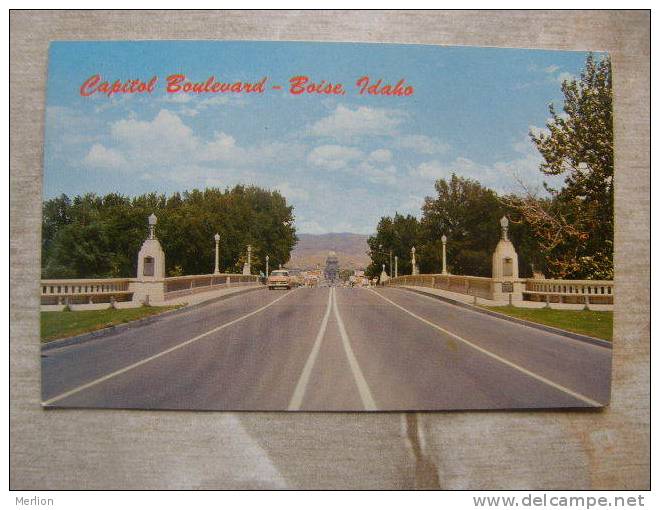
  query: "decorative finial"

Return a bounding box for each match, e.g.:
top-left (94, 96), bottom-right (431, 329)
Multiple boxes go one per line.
top-left (148, 213), bottom-right (157, 239)
top-left (441, 234), bottom-right (447, 244)
top-left (214, 233), bottom-right (220, 242)
top-left (500, 216), bottom-right (509, 241)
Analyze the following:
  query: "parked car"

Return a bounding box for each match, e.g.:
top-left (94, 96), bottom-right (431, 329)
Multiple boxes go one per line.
top-left (267, 269), bottom-right (291, 290)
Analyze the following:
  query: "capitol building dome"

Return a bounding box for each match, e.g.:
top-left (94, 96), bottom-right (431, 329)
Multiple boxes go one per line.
top-left (325, 250), bottom-right (339, 281)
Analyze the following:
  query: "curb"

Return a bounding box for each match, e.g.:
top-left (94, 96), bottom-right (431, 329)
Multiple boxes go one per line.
top-left (41, 285), bottom-right (265, 352)
top-left (395, 286), bottom-right (612, 349)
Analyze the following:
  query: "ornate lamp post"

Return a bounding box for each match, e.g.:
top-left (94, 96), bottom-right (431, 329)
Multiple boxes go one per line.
top-left (377, 243), bottom-right (393, 278)
top-left (411, 246), bottom-right (417, 275)
top-left (394, 255), bottom-right (398, 278)
top-left (213, 233), bottom-right (220, 274)
top-left (441, 234), bottom-right (448, 275)
top-left (265, 255), bottom-right (270, 278)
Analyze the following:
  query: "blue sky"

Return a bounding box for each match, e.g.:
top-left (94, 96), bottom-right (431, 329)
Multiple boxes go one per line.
top-left (43, 41), bottom-right (603, 234)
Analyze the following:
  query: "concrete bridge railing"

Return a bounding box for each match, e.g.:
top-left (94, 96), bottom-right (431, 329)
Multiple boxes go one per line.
top-left (41, 278), bottom-right (134, 305)
top-left (40, 273), bottom-right (261, 307)
top-left (385, 274), bottom-right (495, 300)
top-left (163, 273), bottom-right (259, 300)
top-left (384, 274), bottom-right (614, 305)
top-left (524, 279), bottom-right (614, 305)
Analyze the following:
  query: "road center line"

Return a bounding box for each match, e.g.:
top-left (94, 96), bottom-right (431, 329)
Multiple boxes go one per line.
top-left (369, 289), bottom-right (603, 407)
top-left (287, 288), bottom-right (333, 410)
top-left (333, 288), bottom-right (378, 411)
top-left (42, 289), bottom-right (296, 406)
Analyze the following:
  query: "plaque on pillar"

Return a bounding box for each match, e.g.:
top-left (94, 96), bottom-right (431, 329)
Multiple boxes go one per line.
top-left (131, 213), bottom-right (166, 305)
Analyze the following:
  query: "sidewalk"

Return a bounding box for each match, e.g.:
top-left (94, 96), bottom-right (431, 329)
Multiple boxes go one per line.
top-left (398, 285), bottom-right (613, 311)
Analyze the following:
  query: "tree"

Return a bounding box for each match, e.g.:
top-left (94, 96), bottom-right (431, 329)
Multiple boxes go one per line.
top-left (365, 176), bottom-right (542, 278)
top-left (366, 213), bottom-right (421, 278)
top-left (509, 53), bottom-right (613, 279)
top-left (419, 174), bottom-right (505, 276)
top-left (41, 186), bottom-right (298, 279)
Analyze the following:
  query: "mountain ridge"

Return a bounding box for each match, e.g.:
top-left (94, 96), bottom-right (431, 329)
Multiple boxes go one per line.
top-left (289, 232), bottom-right (371, 270)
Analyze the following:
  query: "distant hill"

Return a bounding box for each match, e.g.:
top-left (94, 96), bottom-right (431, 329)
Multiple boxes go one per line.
top-left (288, 233), bottom-right (371, 270)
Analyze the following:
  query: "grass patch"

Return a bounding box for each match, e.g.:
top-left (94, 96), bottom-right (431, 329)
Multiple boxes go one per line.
top-left (480, 305), bottom-right (613, 341)
top-left (41, 305), bottom-right (180, 343)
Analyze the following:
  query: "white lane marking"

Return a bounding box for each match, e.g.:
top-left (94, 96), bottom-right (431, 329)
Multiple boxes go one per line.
top-left (394, 287), bottom-right (610, 349)
top-left (287, 288), bottom-right (333, 410)
top-left (43, 290), bottom-right (296, 406)
top-left (370, 289), bottom-right (603, 407)
top-left (333, 288), bottom-right (378, 410)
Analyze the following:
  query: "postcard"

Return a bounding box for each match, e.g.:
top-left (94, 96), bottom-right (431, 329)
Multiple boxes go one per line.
top-left (40, 41), bottom-right (613, 411)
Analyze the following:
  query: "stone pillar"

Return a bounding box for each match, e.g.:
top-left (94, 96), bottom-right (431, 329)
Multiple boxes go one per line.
top-left (491, 216), bottom-right (523, 302)
top-left (394, 256), bottom-right (398, 278)
top-left (411, 246), bottom-right (418, 275)
top-left (129, 213), bottom-right (166, 305)
top-left (265, 255), bottom-right (269, 278)
top-left (243, 245), bottom-right (252, 275)
top-left (380, 263), bottom-right (389, 284)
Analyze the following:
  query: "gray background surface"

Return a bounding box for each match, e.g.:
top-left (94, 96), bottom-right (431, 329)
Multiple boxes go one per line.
top-left (10, 10), bottom-right (650, 489)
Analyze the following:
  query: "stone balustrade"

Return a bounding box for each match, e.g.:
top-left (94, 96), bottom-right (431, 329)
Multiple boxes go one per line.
top-left (40, 273), bottom-right (261, 306)
top-left (386, 274), bottom-right (495, 299)
top-left (524, 279), bottom-right (614, 305)
top-left (163, 273), bottom-right (260, 300)
top-left (41, 278), bottom-right (133, 305)
top-left (384, 274), bottom-right (614, 304)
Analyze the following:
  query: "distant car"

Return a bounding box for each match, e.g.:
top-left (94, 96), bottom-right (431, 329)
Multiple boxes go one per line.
top-left (267, 269), bottom-right (291, 290)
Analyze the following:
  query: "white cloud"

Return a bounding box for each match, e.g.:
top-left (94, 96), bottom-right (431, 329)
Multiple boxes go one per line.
top-left (84, 143), bottom-right (126, 168)
top-left (544, 65), bottom-right (560, 74)
top-left (556, 71), bottom-right (575, 84)
top-left (368, 148), bottom-right (393, 163)
top-left (395, 134), bottom-right (450, 155)
top-left (198, 131), bottom-right (241, 161)
top-left (410, 133), bottom-right (566, 196)
top-left (307, 144), bottom-right (398, 185)
top-left (275, 182), bottom-right (310, 202)
top-left (356, 161), bottom-right (397, 185)
top-left (110, 109), bottom-right (198, 166)
top-left (309, 104), bottom-right (404, 140)
top-left (84, 110), bottom-right (307, 178)
top-left (412, 157), bottom-right (495, 182)
top-left (400, 195), bottom-right (425, 214)
top-left (307, 144), bottom-right (364, 170)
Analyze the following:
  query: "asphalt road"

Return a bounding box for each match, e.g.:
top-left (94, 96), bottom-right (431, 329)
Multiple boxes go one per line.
top-left (42, 286), bottom-right (612, 411)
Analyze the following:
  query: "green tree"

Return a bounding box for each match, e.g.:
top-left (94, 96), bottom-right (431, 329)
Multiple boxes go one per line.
top-left (419, 174), bottom-right (505, 276)
top-left (41, 185), bottom-right (298, 279)
top-left (366, 175), bottom-right (542, 278)
top-left (510, 53), bottom-right (613, 279)
top-left (366, 213), bottom-right (421, 278)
